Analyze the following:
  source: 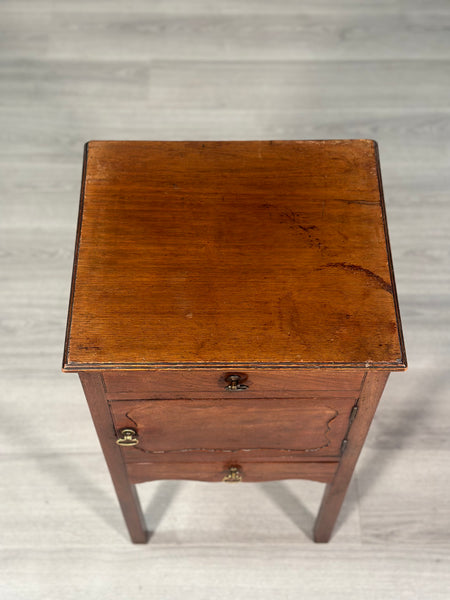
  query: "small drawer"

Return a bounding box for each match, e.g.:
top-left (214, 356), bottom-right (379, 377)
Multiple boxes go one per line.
top-left (127, 461), bottom-right (338, 485)
top-left (103, 369), bottom-right (364, 399)
top-left (112, 396), bottom-right (356, 461)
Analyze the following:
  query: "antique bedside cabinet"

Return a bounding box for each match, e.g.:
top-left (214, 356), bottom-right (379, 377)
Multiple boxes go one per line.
top-left (63, 140), bottom-right (406, 543)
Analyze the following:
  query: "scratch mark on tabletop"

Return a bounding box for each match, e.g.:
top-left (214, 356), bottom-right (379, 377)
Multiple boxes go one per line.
top-left (332, 198), bottom-right (377, 206)
top-left (279, 209), bottom-right (323, 249)
top-left (323, 262), bottom-right (392, 293)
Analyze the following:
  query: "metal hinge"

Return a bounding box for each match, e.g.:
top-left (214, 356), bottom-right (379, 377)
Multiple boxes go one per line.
top-left (340, 403), bottom-right (359, 455)
top-left (349, 404), bottom-right (359, 425)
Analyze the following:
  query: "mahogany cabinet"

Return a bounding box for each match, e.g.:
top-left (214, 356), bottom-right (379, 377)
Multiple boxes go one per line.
top-left (63, 140), bottom-right (406, 543)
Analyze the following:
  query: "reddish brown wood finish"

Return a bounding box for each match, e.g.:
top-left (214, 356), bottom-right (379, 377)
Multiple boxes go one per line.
top-left (63, 141), bottom-right (407, 544)
top-left (103, 369), bottom-right (364, 398)
top-left (127, 461), bottom-right (338, 485)
top-left (63, 140), bottom-right (406, 371)
top-left (78, 372), bottom-right (148, 543)
top-left (111, 397), bottom-right (356, 459)
top-left (313, 371), bottom-right (389, 542)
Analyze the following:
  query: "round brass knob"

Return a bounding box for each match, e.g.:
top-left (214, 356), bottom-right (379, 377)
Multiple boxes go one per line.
top-left (224, 373), bottom-right (248, 391)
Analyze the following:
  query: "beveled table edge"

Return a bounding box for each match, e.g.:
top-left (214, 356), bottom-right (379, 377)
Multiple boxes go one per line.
top-left (62, 359), bottom-right (407, 372)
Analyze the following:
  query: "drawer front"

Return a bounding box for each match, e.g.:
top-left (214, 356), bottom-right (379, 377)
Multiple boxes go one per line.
top-left (127, 461), bottom-right (338, 484)
top-left (111, 397), bottom-right (355, 461)
top-left (103, 369), bottom-right (364, 399)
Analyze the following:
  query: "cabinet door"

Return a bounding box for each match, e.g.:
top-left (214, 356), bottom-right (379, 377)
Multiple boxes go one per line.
top-left (111, 397), bottom-right (355, 460)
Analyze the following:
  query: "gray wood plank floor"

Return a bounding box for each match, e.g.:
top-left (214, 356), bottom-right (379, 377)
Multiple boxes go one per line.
top-left (1, 1), bottom-right (449, 598)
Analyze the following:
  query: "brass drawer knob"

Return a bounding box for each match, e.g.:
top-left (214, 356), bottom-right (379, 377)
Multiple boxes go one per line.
top-left (116, 428), bottom-right (139, 447)
top-left (224, 373), bottom-right (248, 391)
top-left (223, 466), bottom-right (242, 483)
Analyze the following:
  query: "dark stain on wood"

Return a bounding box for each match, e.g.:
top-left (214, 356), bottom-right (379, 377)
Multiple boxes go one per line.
top-left (324, 262), bottom-right (393, 293)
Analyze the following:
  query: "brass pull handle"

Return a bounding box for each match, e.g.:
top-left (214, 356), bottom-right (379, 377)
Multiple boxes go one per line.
top-left (116, 428), bottom-right (139, 447)
top-left (224, 374), bottom-right (248, 391)
top-left (223, 466), bottom-right (242, 483)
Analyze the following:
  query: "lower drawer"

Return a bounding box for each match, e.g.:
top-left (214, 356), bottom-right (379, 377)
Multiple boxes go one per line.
top-left (127, 461), bottom-right (338, 484)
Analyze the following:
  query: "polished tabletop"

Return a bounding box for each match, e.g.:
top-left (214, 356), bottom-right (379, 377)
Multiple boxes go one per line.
top-left (63, 140), bottom-right (406, 371)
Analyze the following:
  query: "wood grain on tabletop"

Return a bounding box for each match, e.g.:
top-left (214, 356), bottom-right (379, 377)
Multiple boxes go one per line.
top-left (64, 140), bottom-right (405, 370)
